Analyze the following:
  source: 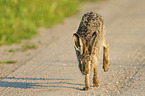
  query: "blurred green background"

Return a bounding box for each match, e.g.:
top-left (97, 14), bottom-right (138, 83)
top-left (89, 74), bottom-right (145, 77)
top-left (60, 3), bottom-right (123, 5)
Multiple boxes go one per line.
top-left (0, 0), bottom-right (99, 45)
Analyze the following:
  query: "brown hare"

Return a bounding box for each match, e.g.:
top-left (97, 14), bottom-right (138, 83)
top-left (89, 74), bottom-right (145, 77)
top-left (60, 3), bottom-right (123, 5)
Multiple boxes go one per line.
top-left (73, 12), bottom-right (109, 90)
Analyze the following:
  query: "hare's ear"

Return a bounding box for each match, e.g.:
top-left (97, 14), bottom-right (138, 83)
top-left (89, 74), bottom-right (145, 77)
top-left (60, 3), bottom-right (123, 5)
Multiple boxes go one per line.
top-left (73, 33), bottom-right (83, 53)
top-left (88, 32), bottom-right (97, 54)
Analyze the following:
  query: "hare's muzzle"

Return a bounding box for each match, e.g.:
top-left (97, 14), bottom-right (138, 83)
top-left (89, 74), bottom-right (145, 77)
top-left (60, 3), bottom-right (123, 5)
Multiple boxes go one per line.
top-left (82, 63), bottom-right (91, 75)
top-left (83, 71), bottom-right (90, 75)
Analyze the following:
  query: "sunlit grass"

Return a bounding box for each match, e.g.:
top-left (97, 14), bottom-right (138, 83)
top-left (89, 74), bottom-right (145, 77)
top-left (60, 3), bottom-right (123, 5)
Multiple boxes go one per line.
top-left (0, 61), bottom-right (17, 64)
top-left (0, 0), bottom-right (99, 45)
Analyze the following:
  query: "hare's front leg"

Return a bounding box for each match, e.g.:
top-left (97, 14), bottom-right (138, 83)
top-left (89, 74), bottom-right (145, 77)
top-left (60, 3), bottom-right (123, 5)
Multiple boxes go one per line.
top-left (93, 66), bottom-right (99, 87)
top-left (92, 57), bottom-right (99, 87)
top-left (103, 40), bottom-right (110, 72)
top-left (83, 75), bottom-right (90, 90)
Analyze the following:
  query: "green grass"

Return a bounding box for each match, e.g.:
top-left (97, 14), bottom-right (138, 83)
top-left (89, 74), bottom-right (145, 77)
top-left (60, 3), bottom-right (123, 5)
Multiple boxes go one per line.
top-left (0, 60), bottom-right (17, 64)
top-left (0, 0), bottom-right (99, 45)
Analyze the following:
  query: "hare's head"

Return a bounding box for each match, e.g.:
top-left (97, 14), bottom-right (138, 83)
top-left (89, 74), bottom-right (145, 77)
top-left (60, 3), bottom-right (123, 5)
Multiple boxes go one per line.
top-left (73, 32), bottom-right (97, 75)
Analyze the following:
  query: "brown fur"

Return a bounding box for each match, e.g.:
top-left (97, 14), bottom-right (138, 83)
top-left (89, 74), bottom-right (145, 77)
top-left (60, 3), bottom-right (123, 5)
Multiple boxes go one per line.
top-left (73, 12), bottom-right (109, 90)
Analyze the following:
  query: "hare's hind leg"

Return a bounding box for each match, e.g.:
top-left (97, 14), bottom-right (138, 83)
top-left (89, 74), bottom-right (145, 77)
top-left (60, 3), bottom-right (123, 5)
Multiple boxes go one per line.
top-left (103, 39), bottom-right (110, 72)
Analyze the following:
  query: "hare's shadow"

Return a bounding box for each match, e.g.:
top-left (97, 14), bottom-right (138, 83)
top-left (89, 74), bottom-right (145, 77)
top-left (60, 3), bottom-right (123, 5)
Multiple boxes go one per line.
top-left (0, 77), bottom-right (84, 91)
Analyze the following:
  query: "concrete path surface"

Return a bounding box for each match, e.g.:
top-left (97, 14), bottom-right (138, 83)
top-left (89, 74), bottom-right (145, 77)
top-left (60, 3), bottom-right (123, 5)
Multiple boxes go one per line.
top-left (0, 0), bottom-right (145, 95)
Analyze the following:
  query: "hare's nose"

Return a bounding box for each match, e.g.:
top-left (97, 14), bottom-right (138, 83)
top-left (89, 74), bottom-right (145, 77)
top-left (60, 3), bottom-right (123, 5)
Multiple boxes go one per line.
top-left (83, 70), bottom-right (89, 75)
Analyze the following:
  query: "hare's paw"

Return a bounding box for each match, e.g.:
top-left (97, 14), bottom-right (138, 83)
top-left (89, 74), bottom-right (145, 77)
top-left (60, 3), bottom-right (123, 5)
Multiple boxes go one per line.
top-left (93, 79), bottom-right (99, 87)
top-left (93, 82), bottom-right (99, 87)
top-left (103, 59), bottom-right (110, 72)
top-left (83, 87), bottom-right (90, 91)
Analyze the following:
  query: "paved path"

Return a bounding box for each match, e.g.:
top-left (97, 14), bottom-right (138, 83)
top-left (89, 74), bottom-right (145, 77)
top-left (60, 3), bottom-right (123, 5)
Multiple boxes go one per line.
top-left (0, 0), bottom-right (145, 95)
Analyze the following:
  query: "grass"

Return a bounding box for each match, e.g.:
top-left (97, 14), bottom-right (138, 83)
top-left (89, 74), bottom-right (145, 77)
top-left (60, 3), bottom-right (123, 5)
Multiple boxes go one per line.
top-left (8, 43), bottom-right (37, 52)
top-left (22, 43), bottom-right (37, 52)
top-left (0, 60), bottom-right (17, 64)
top-left (0, 0), bottom-right (99, 45)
